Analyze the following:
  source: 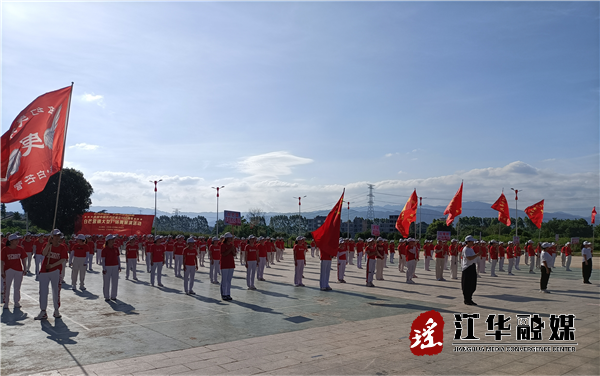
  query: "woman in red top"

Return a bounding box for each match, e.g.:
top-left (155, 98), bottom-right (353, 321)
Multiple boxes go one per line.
top-left (2, 234), bottom-right (27, 309)
top-left (151, 237), bottom-right (166, 287)
top-left (70, 234), bottom-right (90, 291)
top-left (245, 236), bottom-right (258, 289)
top-left (102, 234), bottom-right (121, 301)
top-left (294, 237), bottom-right (307, 287)
top-left (220, 233), bottom-right (236, 301)
top-left (36, 229), bottom-right (68, 320)
top-left (183, 238), bottom-right (199, 295)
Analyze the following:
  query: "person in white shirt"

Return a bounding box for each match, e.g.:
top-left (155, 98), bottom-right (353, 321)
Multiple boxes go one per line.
top-left (540, 242), bottom-right (553, 293)
top-left (581, 241), bottom-right (593, 284)
top-left (461, 235), bottom-right (480, 306)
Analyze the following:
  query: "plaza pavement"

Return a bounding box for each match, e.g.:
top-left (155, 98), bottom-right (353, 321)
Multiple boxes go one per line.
top-left (2, 251), bottom-right (598, 376)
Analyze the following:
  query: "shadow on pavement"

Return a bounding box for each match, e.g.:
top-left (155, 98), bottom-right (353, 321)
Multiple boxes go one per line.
top-left (1, 307), bottom-right (28, 326)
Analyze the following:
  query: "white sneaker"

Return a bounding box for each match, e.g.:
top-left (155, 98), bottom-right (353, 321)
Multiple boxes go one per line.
top-left (35, 311), bottom-right (48, 320)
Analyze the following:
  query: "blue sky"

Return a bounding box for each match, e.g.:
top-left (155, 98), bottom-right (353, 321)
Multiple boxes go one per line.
top-left (2, 1), bottom-right (599, 218)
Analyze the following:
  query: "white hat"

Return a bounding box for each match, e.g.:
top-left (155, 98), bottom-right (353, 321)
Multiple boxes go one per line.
top-left (51, 229), bottom-right (62, 236)
top-left (528, 240), bottom-right (533, 244)
top-left (106, 234), bottom-right (116, 241)
top-left (187, 238), bottom-right (195, 243)
top-left (583, 241), bottom-right (590, 245)
top-left (465, 235), bottom-right (476, 242)
top-left (8, 234), bottom-right (21, 242)
top-left (76, 234), bottom-right (86, 240)
top-left (213, 237), bottom-right (219, 241)
top-left (541, 242), bottom-right (551, 248)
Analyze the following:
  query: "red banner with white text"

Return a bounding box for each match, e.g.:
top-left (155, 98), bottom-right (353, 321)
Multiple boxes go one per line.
top-left (76, 213), bottom-right (155, 236)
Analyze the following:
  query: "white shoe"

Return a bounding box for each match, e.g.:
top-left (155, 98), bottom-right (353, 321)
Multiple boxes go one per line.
top-left (34, 311), bottom-right (48, 320)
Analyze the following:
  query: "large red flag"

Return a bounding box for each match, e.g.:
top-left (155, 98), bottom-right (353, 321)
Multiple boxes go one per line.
top-left (395, 190), bottom-right (418, 238)
top-left (592, 207), bottom-right (597, 225)
top-left (312, 189), bottom-right (344, 257)
top-left (491, 192), bottom-right (511, 226)
top-left (444, 182), bottom-right (463, 226)
top-left (524, 200), bottom-right (544, 229)
top-left (1, 86), bottom-right (73, 203)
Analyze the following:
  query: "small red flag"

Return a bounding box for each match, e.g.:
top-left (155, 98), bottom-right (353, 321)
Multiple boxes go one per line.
top-left (1, 86), bottom-right (72, 203)
top-left (444, 182), bottom-right (463, 226)
top-left (491, 193), bottom-right (511, 226)
top-left (311, 189), bottom-right (344, 258)
top-left (592, 207), bottom-right (597, 225)
top-left (395, 190), bottom-right (418, 238)
top-left (524, 200), bottom-right (545, 229)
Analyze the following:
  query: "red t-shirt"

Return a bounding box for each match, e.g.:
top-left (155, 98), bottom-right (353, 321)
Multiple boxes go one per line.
top-left (258, 244), bottom-right (267, 258)
top-left (220, 243), bottom-right (235, 269)
top-left (499, 246), bottom-right (505, 257)
top-left (389, 243), bottom-right (395, 254)
top-left (406, 246), bottom-right (417, 261)
top-left (294, 244), bottom-right (307, 261)
top-left (376, 244), bottom-right (385, 259)
top-left (152, 244), bottom-right (166, 263)
top-left (145, 242), bottom-right (154, 254)
top-left (71, 243), bottom-right (89, 258)
top-left (126, 244), bottom-right (139, 259)
top-left (22, 240), bottom-right (35, 254)
top-left (41, 244), bottom-right (69, 273)
top-left (245, 244), bottom-right (258, 262)
top-left (36, 240), bottom-right (47, 255)
top-left (96, 239), bottom-right (105, 251)
top-left (356, 242), bottom-right (364, 253)
top-left (434, 244), bottom-right (446, 258)
top-left (87, 242), bottom-right (95, 255)
top-left (184, 247), bottom-right (197, 266)
top-left (166, 242), bottom-right (174, 253)
top-left (2, 246), bottom-right (27, 272)
top-left (506, 246), bottom-right (514, 259)
top-left (366, 245), bottom-right (376, 260)
top-left (489, 245), bottom-right (498, 260)
top-left (210, 244), bottom-right (221, 261)
top-left (320, 249), bottom-right (332, 261)
top-left (174, 242), bottom-right (185, 256)
top-left (103, 246), bottom-right (121, 267)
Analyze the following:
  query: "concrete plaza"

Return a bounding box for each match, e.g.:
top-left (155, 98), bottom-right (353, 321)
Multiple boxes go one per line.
top-left (2, 252), bottom-right (598, 376)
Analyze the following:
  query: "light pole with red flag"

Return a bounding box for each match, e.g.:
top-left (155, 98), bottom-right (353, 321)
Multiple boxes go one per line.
top-left (150, 179), bottom-right (162, 235)
top-left (212, 186), bottom-right (225, 236)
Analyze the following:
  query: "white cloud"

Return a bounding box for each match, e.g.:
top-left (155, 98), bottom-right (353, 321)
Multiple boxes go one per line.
top-left (69, 143), bottom-right (99, 150)
top-left (80, 93), bottom-right (105, 108)
top-left (385, 153), bottom-right (393, 158)
top-left (237, 151), bottom-right (313, 177)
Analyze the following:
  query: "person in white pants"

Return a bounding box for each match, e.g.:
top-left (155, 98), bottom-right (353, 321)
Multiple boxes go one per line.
top-left (209, 237), bottom-right (221, 284)
top-left (86, 235), bottom-right (94, 272)
top-left (337, 239), bottom-right (347, 283)
top-left (125, 237), bottom-right (139, 280)
top-left (198, 236), bottom-right (207, 267)
top-left (165, 238), bottom-right (174, 269)
top-left (294, 237), bottom-right (307, 286)
top-left (489, 240), bottom-right (499, 277)
top-left (356, 238), bottom-right (364, 269)
top-left (70, 234), bottom-right (89, 291)
top-left (35, 236), bottom-right (46, 279)
top-left (151, 237), bottom-right (166, 287)
top-left (245, 236), bottom-right (258, 289)
top-left (22, 233), bottom-right (35, 274)
top-left (375, 238), bottom-right (385, 280)
top-left (102, 235), bottom-right (121, 301)
top-left (35, 229), bottom-right (68, 320)
top-left (257, 237), bottom-right (267, 281)
top-left (365, 239), bottom-right (377, 287)
top-left (183, 238), bottom-right (199, 294)
top-left (310, 240), bottom-right (316, 258)
top-left (319, 252), bottom-right (332, 291)
top-left (2, 234), bottom-right (27, 308)
top-left (405, 238), bottom-right (417, 284)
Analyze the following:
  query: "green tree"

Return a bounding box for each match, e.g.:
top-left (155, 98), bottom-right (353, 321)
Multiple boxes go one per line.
top-left (425, 218), bottom-right (456, 239)
top-left (20, 168), bottom-right (93, 235)
top-left (1, 203), bottom-right (6, 219)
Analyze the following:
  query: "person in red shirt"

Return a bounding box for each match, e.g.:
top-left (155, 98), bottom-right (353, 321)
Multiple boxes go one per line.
top-left (95, 236), bottom-right (105, 266)
top-left (405, 238), bottom-right (418, 284)
top-left (398, 239), bottom-right (407, 272)
top-left (151, 237), bottom-right (166, 287)
top-left (86, 235), bottom-right (95, 272)
top-left (434, 239), bottom-right (447, 281)
top-left (355, 238), bottom-right (364, 269)
top-left (319, 239), bottom-right (333, 291)
top-left (209, 237), bottom-right (221, 284)
top-left (563, 242), bottom-right (573, 271)
top-left (293, 237), bottom-right (307, 287)
top-left (489, 240), bottom-right (499, 277)
top-left (70, 234), bottom-right (89, 290)
top-left (35, 234), bottom-right (47, 278)
top-left (245, 235), bottom-right (259, 289)
top-left (506, 241), bottom-right (515, 275)
top-left (365, 239), bottom-right (377, 287)
top-left (2, 234), bottom-right (27, 309)
top-left (197, 236), bottom-right (207, 267)
top-left (257, 237), bottom-right (267, 281)
top-left (514, 243), bottom-right (522, 270)
top-left (478, 240), bottom-right (488, 274)
top-left (388, 240), bottom-right (396, 265)
top-left (336, 239), bottom-right (347, 283)
top-left (310, 240), bottom-right (317, 258)
top-left (102, 234), bottom-right (122, 301)
top-left (423, 240), bottom-right (433, 271)
top-left (220, 233), bottom-right (236, 301)
top-left (144, 235), bottom-right (154, 272)
top-left (125, 237), bottom-right (140, 280)
top-left (498, 242), bottom-right (506, 272)
top-left (35, 229), bottom-right (68, 320)
top-left (173, 236), bottom-right (186, 278)
top-left (165, 236), bottom-right (175, 269)
top-left (525, 240), bottom-right (535, 273)
top-left (375, 238), bottom-right (385, 280)
top-left (183, 238), bottom-right (199, 295)
top-left (21, 232), bottom-right (35, 274)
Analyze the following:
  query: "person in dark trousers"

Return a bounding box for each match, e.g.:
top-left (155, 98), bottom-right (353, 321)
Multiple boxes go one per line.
top-left (461, 235), bottom-right (480, 306)
top-left (539, 242), bottom-right (553, 293)
top-left (581, 241), bottom-right (593, 284)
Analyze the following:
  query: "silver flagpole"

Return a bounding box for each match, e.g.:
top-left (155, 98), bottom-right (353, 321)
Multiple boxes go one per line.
top-left (52, 82), bottom-right (74, 230)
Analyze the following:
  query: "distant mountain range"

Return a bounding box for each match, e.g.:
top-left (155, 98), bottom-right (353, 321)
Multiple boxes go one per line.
top-left (89, 201), bottom-right (587, 226)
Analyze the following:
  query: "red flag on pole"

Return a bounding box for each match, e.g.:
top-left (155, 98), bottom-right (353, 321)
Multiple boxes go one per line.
top-left (395, 190), bottom-right (418, 238)
top-left (444, 182), bottom-right (463, 226)
top-left (524, 200), bottom-right (545, 229)
top-left (311, 189), bottom-right (344, 257)
top-left (491, 192), bottom-right (511, 226)
top-left (1, 86), bottom-right (73, 203)
top-left (592, 207), bottom-right (596, 224)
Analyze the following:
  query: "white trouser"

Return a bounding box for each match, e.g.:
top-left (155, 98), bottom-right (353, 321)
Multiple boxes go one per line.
top-left (406, 259), bottom-right (416, 282)
top-left (384, 254), bottom-right (388, 268)
top-left (220, 268), bottom-right (233, 296)
top-left (320, 260), bottom-right (332, 289)
top-left (35, 254), bottom-right (45, 275)
top-left (311, 247), bottom-right (315, 257)
top-left (103, 265), bottom-right (119, 299)
top-left (26, 252), bottom-right (33, 272)
top-left (508, 258), bottom-right (514, 273)
top-left (96, 248), bottom-right (102, 264)
top-left (515, 255), bottom-right (521, 268)
top-left (366, 259), bottom-right (376, 284)
top-left (451, 255), bottom-right (458, 279)
top-left (566, 255), bottom-right (572, 270)
top-left (276, 248), bottom-right (281, 262)
top-left (349, 251), bottom-right (355, 265)
top-left (38, 269), bottom-right (61, 311)
top-left (529, 256), bottom-right (535, 272)
top-left (165, 251), bottom-right (173, 268)
top-left (87, 253), bottom-right (94, 270)
top-left (3, 269), bottom-right (23, 306)
top-left (561, 253), bottom-right (566, 266)
top-left (375, 259), bottom-right (384, 280)
top-left (478, 258), bottom-right (486, 273)
top-left (424, 256), bottom-right (432, 270)
top-left (240, 251), bottom-right (246, 265)
top-left (71, 257), bottom-right (87, 288)
top-left (199, 250), bottom-right (206, 266)
top-left (151, 262), bottom-right (163, 285)
top-left (146, 253), bottom-right (152, 272)
top-left (174, 255), bottom-right (183, 276)
top-left (68, 251), bottom-right (74, 265)
top-left (525, 253), bottom-right (529, 265)
top-left (268, 252), bottom-right (274, 265)
top-left (184, 265), bottom-right (196, 292)
top-left (337, 259), bottom-right (346, 281)
top-left (258, 257), bottom-right (266, 279)
top-left (499, 257), bottom-right (505, 270)
top-left (491, 259), bottom-right (498, 275)
top-left (126, 258), bottom-right (137, 279)
top-left (210, 260), bottom-right (220, 282)
top-left (389, 253), bottom-right (395, 264)
top-left (357, 252), bottom-right (363, 268)
top-left (295, 260), bottom-right (305, 285)
top-left (444, 254), bottom-right (449, 269)
top-left (536, 255), bottom-right (540, 268)
top-left (435, 258), bottom-right (444, 279)
top-left (246, 260), bottom-right (257, 287)
top-left (399, 255), bottom-right (406, 272)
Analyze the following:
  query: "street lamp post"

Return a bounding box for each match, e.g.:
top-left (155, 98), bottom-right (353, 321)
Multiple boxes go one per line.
top-left (511, 188), bottom-right (520, 241)
top-left (212, 186), bottom-right (225, 236)
top-left (150, 179), bottom-right (163, 235)
top-left (293, 196), bottom-right (306, 236)
top-left (418, 197), bottom-right (427, 240)
top-left (347, 202), bottom-right (351, 238)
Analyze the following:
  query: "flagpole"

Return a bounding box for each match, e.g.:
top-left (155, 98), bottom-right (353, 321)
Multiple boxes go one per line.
top-left (52, 82), bottom-right (74, 230)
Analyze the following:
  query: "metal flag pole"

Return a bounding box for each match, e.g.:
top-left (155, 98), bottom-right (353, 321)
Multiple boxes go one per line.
top-left (52, 82), bottom-right (74, 230)
top-left (347, 201), bottom-right (350, 238)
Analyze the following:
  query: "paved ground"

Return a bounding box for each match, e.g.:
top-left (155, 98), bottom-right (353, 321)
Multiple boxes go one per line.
top-left (2, 252), bottom-right (598, 376)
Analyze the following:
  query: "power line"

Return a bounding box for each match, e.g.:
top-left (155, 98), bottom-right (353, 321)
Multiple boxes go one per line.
top-left (367, 184), bottom-right (375, 221)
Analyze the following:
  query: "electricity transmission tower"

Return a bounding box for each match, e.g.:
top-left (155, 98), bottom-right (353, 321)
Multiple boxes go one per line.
top-left (367, 184), bottom-right (375, 221)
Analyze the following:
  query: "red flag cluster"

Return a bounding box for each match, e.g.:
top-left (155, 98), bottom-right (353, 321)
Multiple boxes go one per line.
top-left (444, 182), bottom-right (463, 226)
top-left (1, 86), bottom-right (72, 203)
top-left (312, 189), bottom-right (344, 257)
top-left (395, 190), bottom-right (418, 238)
top-left (524, 200), bottom-right (545, 229)
top-left (491, 192), bottom-right (511, 226)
